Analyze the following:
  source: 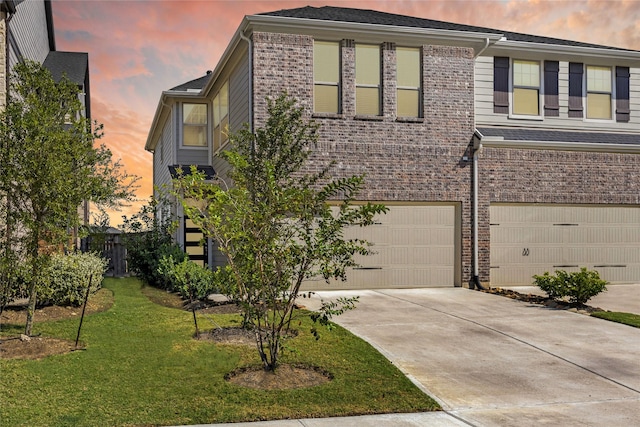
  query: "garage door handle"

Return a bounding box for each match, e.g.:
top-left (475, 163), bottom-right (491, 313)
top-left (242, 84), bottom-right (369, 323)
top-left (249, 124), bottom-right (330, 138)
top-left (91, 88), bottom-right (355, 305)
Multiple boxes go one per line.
top-left (353, 267), bottom-right (383, 270)
top-left (553, 265), bottom-right (579, 268)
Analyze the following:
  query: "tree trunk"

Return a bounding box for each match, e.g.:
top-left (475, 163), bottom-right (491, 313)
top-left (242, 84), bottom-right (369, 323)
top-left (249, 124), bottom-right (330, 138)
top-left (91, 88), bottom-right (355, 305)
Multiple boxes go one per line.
top-left (24, 230), bottom-right (42, 336)
top-left (24, 282), bottom-right (37, 336)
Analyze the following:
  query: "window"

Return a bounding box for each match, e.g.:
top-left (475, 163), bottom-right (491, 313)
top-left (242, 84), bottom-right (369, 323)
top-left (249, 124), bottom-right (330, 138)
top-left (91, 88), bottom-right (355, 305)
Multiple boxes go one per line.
top-left (396, 47), bottom-right (421, 117)
top-left (586, 66), bottom-right (612, 120)
top-left (313, 41), bottom-right (340, 114)
top-left (356, 44), bottom-right (381, 116)
top-left (213, 81), bottom-right (229, 151)
top-left (182, 103), bottom-right (207, 146)
top-left (512, 60), bottom-right (540, 116)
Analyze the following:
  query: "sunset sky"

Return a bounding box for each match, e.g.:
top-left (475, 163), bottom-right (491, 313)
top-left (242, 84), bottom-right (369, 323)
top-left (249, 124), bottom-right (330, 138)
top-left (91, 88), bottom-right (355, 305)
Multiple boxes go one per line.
top-left (50, 0), bottom-right (640, 226)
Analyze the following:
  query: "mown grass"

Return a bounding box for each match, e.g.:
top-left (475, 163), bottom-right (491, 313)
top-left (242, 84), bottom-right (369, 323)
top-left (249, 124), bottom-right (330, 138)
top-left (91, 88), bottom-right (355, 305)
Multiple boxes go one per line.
top-left (591, 311), bottom-right (640, 328)
top-left (0, 277), bottom-right (439, 426)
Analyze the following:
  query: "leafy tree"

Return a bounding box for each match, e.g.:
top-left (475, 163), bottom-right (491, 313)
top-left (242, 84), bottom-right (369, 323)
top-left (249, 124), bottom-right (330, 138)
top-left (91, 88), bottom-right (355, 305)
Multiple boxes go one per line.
top-left (175, 93), bottom-right (387, 371)
top-left (0, 61), bottom-right (136, 335)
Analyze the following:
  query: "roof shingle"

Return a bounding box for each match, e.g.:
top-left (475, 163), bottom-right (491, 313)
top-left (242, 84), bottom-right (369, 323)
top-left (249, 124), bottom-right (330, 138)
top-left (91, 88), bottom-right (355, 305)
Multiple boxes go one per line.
top-left (260, 6), bottom-right (636, 52)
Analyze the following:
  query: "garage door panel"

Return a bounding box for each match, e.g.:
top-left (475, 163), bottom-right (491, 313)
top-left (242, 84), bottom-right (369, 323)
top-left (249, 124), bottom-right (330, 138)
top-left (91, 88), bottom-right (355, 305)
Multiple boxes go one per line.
top-left (491, 205), bottom-right (640, 285)
top-left (303, 204), bottom-right (456, 290)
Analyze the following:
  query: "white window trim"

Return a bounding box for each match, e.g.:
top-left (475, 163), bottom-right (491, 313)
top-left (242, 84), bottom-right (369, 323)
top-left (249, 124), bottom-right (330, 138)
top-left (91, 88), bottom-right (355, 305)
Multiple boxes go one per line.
top-left (583, 64), bottom-right (616, 123)
top-left (181, 102), bottom-right (210, 149)
top-left (508, 58), bottom-right (544, 121)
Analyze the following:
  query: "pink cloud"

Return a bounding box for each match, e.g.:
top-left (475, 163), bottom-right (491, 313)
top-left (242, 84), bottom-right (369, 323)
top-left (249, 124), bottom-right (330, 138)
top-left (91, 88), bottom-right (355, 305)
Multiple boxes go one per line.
top-left (50, 0), bottom-right (640, 225)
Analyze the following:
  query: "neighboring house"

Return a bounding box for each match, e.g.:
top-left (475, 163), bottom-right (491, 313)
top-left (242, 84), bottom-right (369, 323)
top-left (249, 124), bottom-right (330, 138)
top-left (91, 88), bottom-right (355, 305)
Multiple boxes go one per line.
top-left (0, 0), bottom-right (93, 245)
top-left (145, 6), bottom-right (640, 289)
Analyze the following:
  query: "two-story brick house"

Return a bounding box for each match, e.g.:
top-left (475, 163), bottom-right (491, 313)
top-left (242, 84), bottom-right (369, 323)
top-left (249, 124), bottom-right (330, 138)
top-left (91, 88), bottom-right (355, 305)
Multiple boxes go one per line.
top-left (145, 6), bottom-right (640, 289)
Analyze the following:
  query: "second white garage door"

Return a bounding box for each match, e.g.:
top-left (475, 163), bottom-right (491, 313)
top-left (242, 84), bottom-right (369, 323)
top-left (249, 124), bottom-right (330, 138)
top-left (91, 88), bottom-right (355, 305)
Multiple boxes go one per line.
top-left (490, 204), bottom-right (640, 285)
top-left (302, 204), bottom-right (458, 290)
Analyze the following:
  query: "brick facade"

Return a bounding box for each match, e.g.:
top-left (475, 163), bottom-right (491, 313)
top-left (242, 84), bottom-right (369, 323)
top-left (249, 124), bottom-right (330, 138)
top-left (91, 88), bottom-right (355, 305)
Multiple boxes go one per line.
top-left (251, 31), bottom-right (477, 285)
top-left (476, 148), bottom-right (640, 281)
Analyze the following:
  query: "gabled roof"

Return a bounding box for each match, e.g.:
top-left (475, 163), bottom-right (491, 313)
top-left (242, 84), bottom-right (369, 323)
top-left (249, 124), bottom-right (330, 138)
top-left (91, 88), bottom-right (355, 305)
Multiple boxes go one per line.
top-left (260, 6), bottom-right (636, 52)
top-left (43, 51), bottom-right (88, 86)
top-left (170, 71), bottom-right (213, 92)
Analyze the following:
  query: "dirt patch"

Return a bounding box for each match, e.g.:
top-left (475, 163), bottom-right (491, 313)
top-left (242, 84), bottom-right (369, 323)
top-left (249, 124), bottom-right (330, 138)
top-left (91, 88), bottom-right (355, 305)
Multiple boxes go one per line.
top-left (0, 288), bottom-right (112, 360)
top-left (0, 336), bottom-right (81, 360)
top-left (197, 326), bottom-right (256, 345)
top-left (1, 288), bottom-right (114, 325)
top-left (226, 364), bottom-right (332, 389)
top-left (483, 287), bottom-right (606, 313)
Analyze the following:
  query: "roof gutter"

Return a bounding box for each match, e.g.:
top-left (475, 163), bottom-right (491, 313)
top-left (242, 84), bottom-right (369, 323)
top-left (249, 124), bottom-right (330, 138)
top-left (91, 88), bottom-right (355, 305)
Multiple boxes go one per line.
top-left (478, 136), bottom-right (640, 154)
top-left (247, 14), bottom-right (503, 47)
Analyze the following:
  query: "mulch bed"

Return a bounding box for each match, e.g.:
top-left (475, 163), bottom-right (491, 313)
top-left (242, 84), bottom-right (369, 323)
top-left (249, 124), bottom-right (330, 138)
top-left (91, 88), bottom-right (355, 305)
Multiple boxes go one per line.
top-left (482, 287), bottom-right (606, 314)
top-left (0, 336), bottom-right (81, 360)
top-left (225, 364), bottom-right (332, 389)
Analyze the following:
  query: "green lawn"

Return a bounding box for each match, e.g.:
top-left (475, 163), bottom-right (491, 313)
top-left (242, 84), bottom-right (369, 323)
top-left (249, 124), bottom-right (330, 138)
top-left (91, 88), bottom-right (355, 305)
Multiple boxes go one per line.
top-left (591, 311), bottom-right (640, 328)
top-left (0, 277), bottom-right (439, 426)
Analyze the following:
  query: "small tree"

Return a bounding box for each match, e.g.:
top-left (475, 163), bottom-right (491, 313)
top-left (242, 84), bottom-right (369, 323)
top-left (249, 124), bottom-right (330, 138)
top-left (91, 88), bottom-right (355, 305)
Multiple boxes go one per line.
top-left (0, 61), bottom-right (136, 335)
top-left (120, 196), bottom-right (187, 288)
top-left (175, 93), bottom-right (387, 371)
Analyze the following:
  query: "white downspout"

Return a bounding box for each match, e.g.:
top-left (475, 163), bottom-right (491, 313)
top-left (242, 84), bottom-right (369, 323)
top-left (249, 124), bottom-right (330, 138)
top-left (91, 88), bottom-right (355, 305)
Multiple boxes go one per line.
top-left (472, 133), bottom-right (483, 289)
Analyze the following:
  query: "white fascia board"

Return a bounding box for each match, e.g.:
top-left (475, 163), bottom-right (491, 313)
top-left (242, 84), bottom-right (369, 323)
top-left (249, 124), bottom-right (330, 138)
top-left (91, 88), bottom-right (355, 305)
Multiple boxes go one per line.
top-left (480, 136), bottom-right (640, 154)
top-left (246, 14), bottom-right (503, 47)
top-left (489, 40), bottom-right (640, 66)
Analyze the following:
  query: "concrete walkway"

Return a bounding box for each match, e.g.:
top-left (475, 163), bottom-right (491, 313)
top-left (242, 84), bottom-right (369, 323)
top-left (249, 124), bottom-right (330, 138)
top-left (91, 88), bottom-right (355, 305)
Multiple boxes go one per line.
top-left (197, 284), bottom-right (640, 427)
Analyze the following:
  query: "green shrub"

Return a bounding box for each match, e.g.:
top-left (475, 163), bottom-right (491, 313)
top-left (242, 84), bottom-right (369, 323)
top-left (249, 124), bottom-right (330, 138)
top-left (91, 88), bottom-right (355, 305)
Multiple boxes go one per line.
top-left (533, 267), bottom-right (607, 305)
top-left (39, 252), bottom-right (108, 306)
top-left (158, 255), bottom-right (216, 300)
top-left (121, 198), bottom-right (188, 289)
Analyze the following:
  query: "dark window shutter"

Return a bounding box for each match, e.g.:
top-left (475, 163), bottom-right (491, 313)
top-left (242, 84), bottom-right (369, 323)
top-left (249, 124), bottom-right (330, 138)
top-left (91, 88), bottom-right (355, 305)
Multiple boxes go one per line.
top-left (544, 61), bottom-right (559, 116)
top-left (568, 62), bottom-right (584, 118)
top-left (493, 57), bottom-right (509, 114)
top-left (616, 66), bottom-right (630, 122)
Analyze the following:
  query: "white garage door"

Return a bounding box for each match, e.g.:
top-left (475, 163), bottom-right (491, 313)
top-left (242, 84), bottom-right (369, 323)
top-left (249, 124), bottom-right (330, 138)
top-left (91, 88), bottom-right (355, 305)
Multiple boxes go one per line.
top-left (302, 204), bottom-right (457, 290)
top-left (490, 204), bottom-right (640, 285)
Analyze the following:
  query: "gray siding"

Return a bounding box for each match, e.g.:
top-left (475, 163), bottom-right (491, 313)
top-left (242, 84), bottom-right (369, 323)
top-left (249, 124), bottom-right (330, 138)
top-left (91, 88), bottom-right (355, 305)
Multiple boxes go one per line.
top-left (229, 53), bottom-right (250, 132)
top-left (475, 55), bottom-right (640, 133)
top-left (176, 147), bottom-right (209, 165)
top-left (153, 114), bottom-right (175, 198)
top-left (9, 0), bottom-right (50, 68)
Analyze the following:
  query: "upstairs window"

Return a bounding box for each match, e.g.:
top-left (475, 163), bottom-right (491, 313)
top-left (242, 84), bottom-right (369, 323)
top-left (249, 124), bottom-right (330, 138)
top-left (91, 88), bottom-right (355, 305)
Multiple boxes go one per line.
top-left (512, 60), bottom-right (540, 116)
top-left (586, 66), bottom-right (612, 120)
top-left (396, 47), bottom-right (421, 118)
top-left (356, 44), bottom-right (381, 116)
top-left (313, 41), bottom-right (340, 114)
top-left (213, 81), bottom-right (229, 152)
top-left (183, 103), bottom-right (207, 147)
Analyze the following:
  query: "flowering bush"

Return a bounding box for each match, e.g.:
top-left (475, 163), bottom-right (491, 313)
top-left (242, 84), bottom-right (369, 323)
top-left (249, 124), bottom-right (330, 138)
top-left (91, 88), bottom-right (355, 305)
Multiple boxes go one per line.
top-left (39, 252), bottom-right (108, 306)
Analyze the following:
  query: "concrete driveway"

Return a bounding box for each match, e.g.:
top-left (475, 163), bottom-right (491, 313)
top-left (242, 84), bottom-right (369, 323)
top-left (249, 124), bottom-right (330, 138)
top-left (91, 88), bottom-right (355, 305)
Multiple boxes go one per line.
top-left (202, 285), bottom-right (640, 426)
top-left (300, 284), bottom-right (640, 426)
